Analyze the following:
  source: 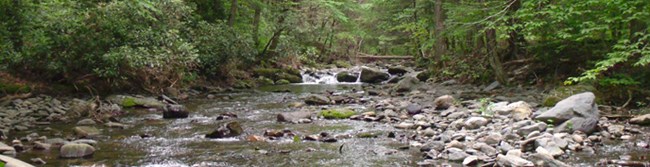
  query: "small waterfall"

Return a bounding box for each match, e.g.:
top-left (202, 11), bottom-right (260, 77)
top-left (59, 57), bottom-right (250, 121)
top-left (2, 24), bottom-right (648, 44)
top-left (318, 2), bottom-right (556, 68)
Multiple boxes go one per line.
top-left (300, 66), bottom-right (366, 84)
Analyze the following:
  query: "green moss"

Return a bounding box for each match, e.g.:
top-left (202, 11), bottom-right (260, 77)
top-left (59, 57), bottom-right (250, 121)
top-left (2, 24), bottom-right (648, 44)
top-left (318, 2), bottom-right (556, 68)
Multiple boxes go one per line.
top-left (257, 77), bottom-right (274, 86)
top-left (122, 97), bottom-right (137, 108)
top-left (253, 68), bottom-right (281, 79)
top-left (319, 108), bottom-right (356, 119)
top-left (275, 79), bottom-right (290, 85)
top-left (277, 73), bottom-right (302, 83)
top-left (283, 68), bottom-right (301, 76)
top-left (333, 60), bottom-right (352, 68)
top-left (0, 82), bottom-right (31, 94)
top-left (542, 84), bottom-right (597, 106)
top-left (357, 131), bottom-right (382, 138)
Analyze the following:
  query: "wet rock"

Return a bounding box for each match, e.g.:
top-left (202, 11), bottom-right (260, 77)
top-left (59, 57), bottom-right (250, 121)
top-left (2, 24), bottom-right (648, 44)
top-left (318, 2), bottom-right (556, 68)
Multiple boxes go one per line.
top-left (321, 137), bottom-right (338, 143)
top-left (11, 140), bottom-right (23, 152)
top-left (405, 103), bottom-right (423, 115)
top-left (555, 117), bottom-right (598, 134)
top-left (496, 150), bottom-right (534, 167)
top-left (105, 122), bottom-right (130, 129)
top-left (446, 148), bottom-right (469, 161)
top-left (630, 114), bottom-right (650, 125)
top-left (465, 117), bottom-right (489, 129)
top-left (216, 112), bottom-right (238, 120)
top-left (33, 141), bottom-right (51, 150)
top-left (395, 122), bottom-right (415, 129)
top-left (483, 81), bottom-right (501, 92)
top-left (393, 76), bottom-right (420, 93)
top-left (0, 142), bottom-right (16, 156)
top-left (76, 119), bottom-right (96, 125)
top-left (264, 130), bottom-right (284, 137)
top-left (30, 157), bottom-right (46, 165)
top-left (73, 126), bottom-right (100, 138)
top-left (304, 94), bottom-right (331, 105)
top-left (463, 155), bottom-right (479, 166)
top-left (535, 92), bottom-right (599, 134)
top-left (162, 104), bottom-right (189, 119)
top-left (422, 128), bottom-right (436, 137)
top-left (530, 151), bottom-right (571, 167)
top-left (60, 143), bottom-right (95, 158)
top-left (336, 71), bottom-right (358, 82)
top-left (388, 66), bottom-right (409, 75)
top-left (517, 122), bottom-right (547, 136)
top-left (510, 101), bottom-right (533, 121)
top-left (434, 95), bottom-right (455, 110)
top-left (246, 135), bottom-right (266, 142)
top-left (483, 133), bottom-right (503, 145)
top-left (360, 67), bottom-right (390, 83)
top-left (607, 125), bottom-right (625, 137)
top-left (474, 142), bottom-right (498, 155)
top-left (0, 155), bottom-right (34, 167)
top-left (277, 111), bottom-right (313, 123)
top-left (446, 140), bottom-right (466, 149)
top-left (206, 122), bottom-right (243, 138)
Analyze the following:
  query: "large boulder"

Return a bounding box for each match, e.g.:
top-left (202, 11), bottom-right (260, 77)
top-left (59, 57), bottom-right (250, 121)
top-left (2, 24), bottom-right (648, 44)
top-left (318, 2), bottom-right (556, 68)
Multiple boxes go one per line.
top-left (277, 111), bottom-right (313, 123)
top-left (360, 67), bottom-right (389, 83)
top-left (206, 122), bottom-right (243, 138)
top-left (535, 92), bottom-right (599, 134)
top-left (162, 104), bottom-right (189, 119)
top-left (393, 76), bottom-right (420, 92)
top-left (60, 143), bottom-right (95, 158)
top-left (304, 94), bottom-right (331, 105)
top-left (336, 71), bottom-right (358, 82)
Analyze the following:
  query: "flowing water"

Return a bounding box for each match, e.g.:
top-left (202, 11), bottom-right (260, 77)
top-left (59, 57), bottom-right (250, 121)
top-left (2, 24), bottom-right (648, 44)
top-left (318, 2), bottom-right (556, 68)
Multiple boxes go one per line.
top-left (8, 67), bottom-right (650, 166)
top-left (13, 84), bottom-right (422, 166)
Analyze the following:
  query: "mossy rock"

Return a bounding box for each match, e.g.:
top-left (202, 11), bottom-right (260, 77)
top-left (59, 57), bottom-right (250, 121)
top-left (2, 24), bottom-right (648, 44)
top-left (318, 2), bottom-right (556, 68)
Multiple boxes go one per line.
top-left (277, 73), bottom-right (302, 83)
top-left (283, 68), bottom-right (302, 76)
top-left (334, 60), bottom-right (352, 68)
top-left (357, 131), bottom-right (382, 138)
top-left (256, 77), bottom-right (275, 86)
top-left (106, 95), bottom-right (165, 108)
top-left (319, 108), bottom-right (356, 119)
top-left (253, 68), bottom-right (281, 79)
top-left (542, 84), bottom-right (598, 107)
top-left (233, 80), bottom-right (254, 89)
top-left (416, 71), bottom-right (432, 82)
top-left (275, 79), bottom-right (291, 85)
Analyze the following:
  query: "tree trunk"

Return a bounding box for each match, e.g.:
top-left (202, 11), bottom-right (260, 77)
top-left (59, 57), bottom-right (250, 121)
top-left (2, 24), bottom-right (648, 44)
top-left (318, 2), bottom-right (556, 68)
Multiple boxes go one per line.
top-left (506, 0), bottom-right (525, 60)
top-left (228, 0), bottom-right (238, 27)
top-left (486, 28), bottom-right (507, 85)
top-left (253, 5), bottom-right (261, 47)
top-left (433, 0), bottom-right (447, 61)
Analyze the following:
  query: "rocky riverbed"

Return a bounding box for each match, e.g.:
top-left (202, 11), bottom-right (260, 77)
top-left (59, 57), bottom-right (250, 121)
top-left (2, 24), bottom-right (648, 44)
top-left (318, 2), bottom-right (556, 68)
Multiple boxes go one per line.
top-left (1, 65), bottom-right (650, 166)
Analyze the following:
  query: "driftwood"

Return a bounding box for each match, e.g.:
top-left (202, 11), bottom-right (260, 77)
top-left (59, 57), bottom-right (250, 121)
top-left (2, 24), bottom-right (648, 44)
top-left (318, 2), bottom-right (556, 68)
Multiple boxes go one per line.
top-left (356, 52), bottom-right (414, 59)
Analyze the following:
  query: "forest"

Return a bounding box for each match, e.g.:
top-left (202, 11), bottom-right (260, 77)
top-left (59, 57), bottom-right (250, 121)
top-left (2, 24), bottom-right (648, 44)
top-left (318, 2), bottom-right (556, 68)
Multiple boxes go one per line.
top-left (1, 0), bottom-right (649, 102)
top-left (1, 0), bottom-right (650, 166)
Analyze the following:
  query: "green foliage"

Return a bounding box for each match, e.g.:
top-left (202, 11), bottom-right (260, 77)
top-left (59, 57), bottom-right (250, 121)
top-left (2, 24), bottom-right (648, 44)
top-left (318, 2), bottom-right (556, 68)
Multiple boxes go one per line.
top-left (478, 98), bottom-right (494, 117)
top-left (191, 21), bottom-right (257, 77)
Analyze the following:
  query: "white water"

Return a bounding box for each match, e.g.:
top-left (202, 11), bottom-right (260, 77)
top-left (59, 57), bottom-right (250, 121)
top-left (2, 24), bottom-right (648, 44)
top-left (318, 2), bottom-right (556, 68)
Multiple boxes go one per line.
top-left (299, 66), bottom-right (365, 84)
top-left (300, 66), bottom-right (395, 84)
